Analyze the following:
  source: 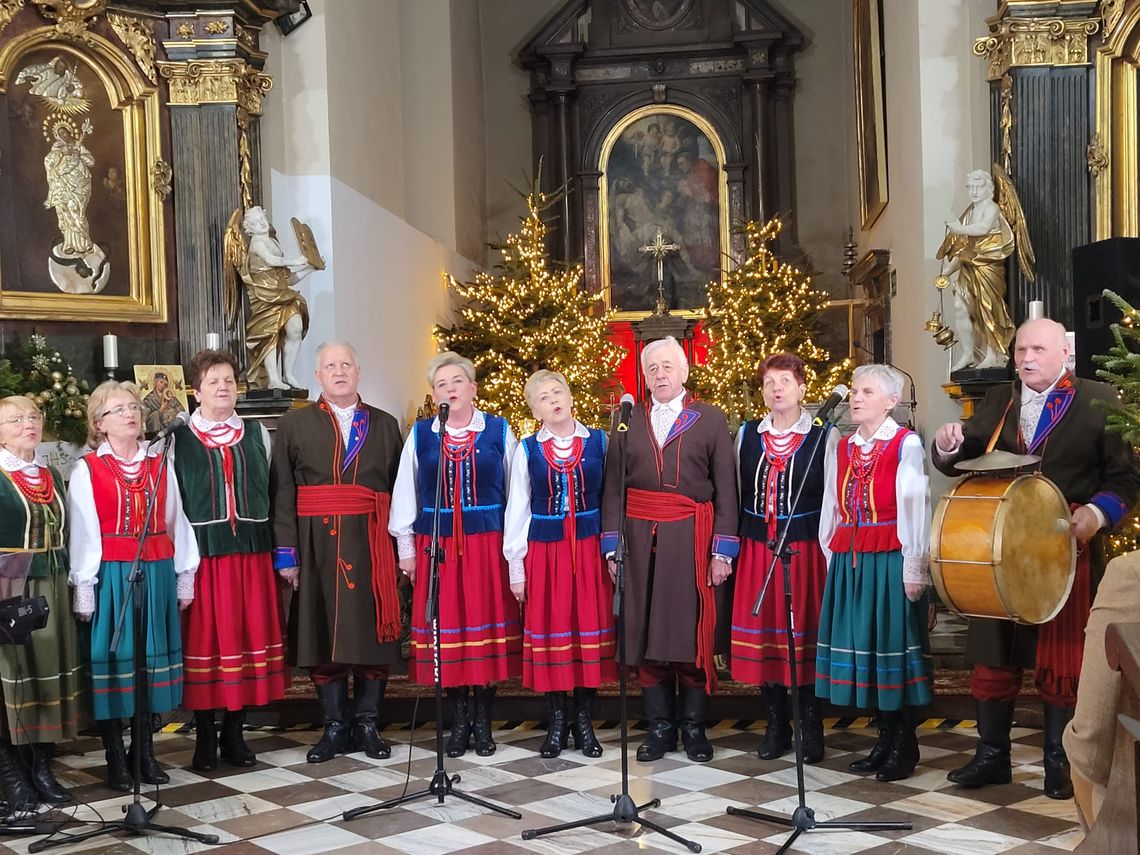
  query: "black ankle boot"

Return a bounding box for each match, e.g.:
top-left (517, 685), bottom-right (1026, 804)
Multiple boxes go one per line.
top-left (220, 709), bottom-right (256, 767)
top-left (351, 677), bottom-right (391, 760)
top-left (948, 699), bottom-right (1013, 788)
top-left (0, 741), bottom-right (37, 813)
top-left (1043, 703), bottom-right (1075, 800)
top-left (797, 685), bottom-right (825, 764)
top-left (539, 692), bottom-right (570, 758)
top-left (130, 720), bottom-right (169, 785)
top-left (192, 710), bottom-right (218, 772)
top-left (307, 679), bottom-right (351, 763)
top-left (98, 721), bottom-right (132, 792)
top-left (758, 684), bottom-right (791, 760)
top-left (637, 681), bottom-right (677, 762)
top-left (678, 684), bottom-right (714, 763)
top-left (446, 686), bottom-right (471, 757)
top-left (876, 708), bottom-right (920, 782)
top-left (849, 710), bottom-right (893, 773)
top-left (571, 687), bottom-right (603, 758)
top-left (472, 685), bottom-right (497, 756)
top-left (25, 743), bottom-right (71, 805)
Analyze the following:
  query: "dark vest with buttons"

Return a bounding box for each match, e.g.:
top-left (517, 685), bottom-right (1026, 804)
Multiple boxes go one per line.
top-left (523, 428), bottom-right (605, 542)
top-left (737, 420), bottom-right (826, 543)
top-left (412, 414), bottom-right (508, 537)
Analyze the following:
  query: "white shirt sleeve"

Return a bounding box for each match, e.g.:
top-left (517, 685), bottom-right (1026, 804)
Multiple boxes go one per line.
top-left (734, 425), bottom-right (745, 496)
top-left (817, 429), bottom-right (840, 566)
top-left (502, 424), bottom-right (519, 500)
top-left (66, 458), bottom-right (102, 588)
top-left (388, 428), bottom-right (419, 559)
top-left (165, 465), bottom-right (200, 581)
top-left (896, 433), bottom-right (932, 585)
top-left (503, 441), bottom-right (532, 586)
top-left (259, 422), bottom-right (272, 461)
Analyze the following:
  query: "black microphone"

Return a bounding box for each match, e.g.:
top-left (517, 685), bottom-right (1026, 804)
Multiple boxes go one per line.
top-left (812, 385), bottom-right (850, 426)
top-left (438, 402), bottom-right (450, 426)
top-left (150, 409), bottom-right (189, 442)
top-left (854, 340), bottom-right (918, 423)
top-left (616, 393), bottom-right (635, 432)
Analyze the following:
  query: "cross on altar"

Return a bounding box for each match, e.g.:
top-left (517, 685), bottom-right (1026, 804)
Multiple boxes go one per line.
top-left (639, 227), bottom-right (680, 315)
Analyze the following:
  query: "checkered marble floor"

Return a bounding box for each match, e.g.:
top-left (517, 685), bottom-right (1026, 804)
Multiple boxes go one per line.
top-left (0, 719), bottom-right (1082, 855)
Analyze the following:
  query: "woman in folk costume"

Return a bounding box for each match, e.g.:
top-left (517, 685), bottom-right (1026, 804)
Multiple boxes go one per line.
top-left (815, 364), bottom-right (933, 783)
top-left (504, 370), bottom-right (616, 758)
top-left (173, 350), bottom-right (288, 772)
top-left (69, 381), bottom-right (199, 790)
top-left (0, 396), bottom-right (87, 810)
top-left (391, 352), bottom-right (521, 757)
top-left (730, 353), bottom-right (835, 764)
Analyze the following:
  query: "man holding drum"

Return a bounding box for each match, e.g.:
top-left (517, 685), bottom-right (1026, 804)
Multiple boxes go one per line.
top-left (932, 318), bottom-right (1140, 799)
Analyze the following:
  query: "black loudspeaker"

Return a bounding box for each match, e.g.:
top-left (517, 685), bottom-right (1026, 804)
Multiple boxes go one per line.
top-left (1071, 238), bottom-right (1140, 379)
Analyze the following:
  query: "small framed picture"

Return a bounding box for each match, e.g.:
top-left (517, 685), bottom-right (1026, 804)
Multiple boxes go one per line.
top-left (133, 364), bottom-right (190, 436)
top-left (275, 1), bottom-right (313, 36)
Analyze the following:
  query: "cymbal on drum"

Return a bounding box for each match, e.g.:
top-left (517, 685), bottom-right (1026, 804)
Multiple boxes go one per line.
top-left (955, 450), bottom-right (1041, 473)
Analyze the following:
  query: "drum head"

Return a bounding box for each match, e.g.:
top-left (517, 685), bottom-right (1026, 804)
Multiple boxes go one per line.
top-left (993, 475), bottom-right (1077, 624)
top-left (956, 450), bottom-right (1042, 472)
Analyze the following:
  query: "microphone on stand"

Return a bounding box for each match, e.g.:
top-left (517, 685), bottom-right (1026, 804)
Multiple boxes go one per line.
top-left (854, 340), bottom-right (917, 428)
top-left (616, 393), bottom-right (635, 432)
top-left (812, 385), bottom-right (850, 427)
top-left (438, 402), bottom-right (450, 426)
top-left (148, 410), bottom-right (189, 443)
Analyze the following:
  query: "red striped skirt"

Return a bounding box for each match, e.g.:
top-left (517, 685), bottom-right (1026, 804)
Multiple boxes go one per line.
top-left (522, 530), bottom-right (617, 692)
top-left (181, 551), bottom-right (290, 710)
top-left (729, 536), bottom-right (827, 687)
top-left (410, 531), bottom-right (522, 687)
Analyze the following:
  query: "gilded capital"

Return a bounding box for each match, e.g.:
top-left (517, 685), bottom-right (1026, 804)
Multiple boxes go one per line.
top-left (974, 14), bottom-right (1100, 80)
top-left (30, 0), bottom-right (107, 41)
top-left (156, 59), bottom-right (272, 112)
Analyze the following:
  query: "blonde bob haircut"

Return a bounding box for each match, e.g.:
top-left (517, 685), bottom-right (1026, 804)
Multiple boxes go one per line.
top-left (426, 351), bottom-right (476, 386)
top-left (524, 369), bottom-right (571, 412)
top-left (86, 380), bottom-right (144, 449)
top-left (0, 395), bottom-right (41, 422)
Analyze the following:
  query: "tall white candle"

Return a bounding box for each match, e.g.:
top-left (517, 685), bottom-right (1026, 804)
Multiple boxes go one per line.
top-left (1028, 300), bottom-right (1045, 320)
top-left (102, 333), bottom-right (118, 369)
top-left (206, 332), bottom-right (221, 350)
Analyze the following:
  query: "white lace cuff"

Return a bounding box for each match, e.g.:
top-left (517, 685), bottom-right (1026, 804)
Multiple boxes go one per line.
top-left (176, 572), bottom-right (195, 601)
top-left (397, 534), bottom-right (416, 561)
top-left (902, 556), bottom-right (931, 586)
top-left (73, 584), bottom-right (95, 616)
top-left (508, 559), bottom-right (526, 587)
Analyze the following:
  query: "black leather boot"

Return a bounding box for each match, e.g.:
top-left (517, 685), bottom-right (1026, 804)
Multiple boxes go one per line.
top-left (220, 709), bottom-right (256, 767)
top-left (758, 684), bottom-right (791, 760)
top-left (130, 720), bottom-right (169, 785)
top-left (307, 679), bottom-right (351, 763)
top-left (98, 721), bottom-right (132, 792)
top-left (446, 686), bottom-right (471, 757)
top-left (192, 710), bottom-right (218, 772)
top-left (539, 692), bottom-right (570, 758)
top-left (947, 699), bottom-right (1013, 788)
top-left (849, 710), bottom-right (893, 773)
top-left (25, 743), bottom-right (71, 805)
top-left (678, 684), bottom-right (714, 763)
top-left (571, 687), bottom-right (603, 758)
top-left (472, 685), bottom-right (497, 756)
top-left (797, 685), bottom-right (825, 764)
top-left (1043, 703), bottom-right (1075, 800)
top-left (876, 707), bottom-right (920, 782)
top-left (636, 681), bottom-right (677, 762)
top-left (0, 741), bottom-right (37, 813)
top-left (351, 677), bottom-right (391, 760)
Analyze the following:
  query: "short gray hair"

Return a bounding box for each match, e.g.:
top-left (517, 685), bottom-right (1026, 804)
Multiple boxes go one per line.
top-left (640, 336), bottom-right (688, 374)
top-left (426, 351), bottom-right (476, 385)
top-left (852, 364), bottom-right (904, 400)
top-left (315, 341), bottom-right (359, 369)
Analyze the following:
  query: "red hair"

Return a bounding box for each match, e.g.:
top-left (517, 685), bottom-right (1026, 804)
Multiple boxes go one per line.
top-left (758, 352), bottom-right (806, 385)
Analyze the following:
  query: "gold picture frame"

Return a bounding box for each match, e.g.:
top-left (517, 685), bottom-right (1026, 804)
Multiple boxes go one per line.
top-left (0, 27), bottom-right (167, 322)
top-left (598, 104), bottom-right (729, 320)
top-left (133, 364), bottom-right (189, 435)
top-left (853, 0), bottom-right (888, 230)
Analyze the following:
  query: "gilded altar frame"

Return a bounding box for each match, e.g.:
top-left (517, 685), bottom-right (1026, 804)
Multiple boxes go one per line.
top-left (853, 0), bottom-right (888, 230)
top-left (1095, 0), bottom-right (1140, 239)
top-left (0, 26), bottom-right (167, 323)
top-left (598, 104), bottom-right (730, 321)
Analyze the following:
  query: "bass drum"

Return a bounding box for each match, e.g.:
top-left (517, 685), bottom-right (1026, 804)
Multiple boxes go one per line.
top-left (930, 473), bottom-right (1076, 625)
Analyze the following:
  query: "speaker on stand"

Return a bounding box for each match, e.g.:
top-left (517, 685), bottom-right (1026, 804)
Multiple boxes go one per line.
top-left (1071, 238), bottom-right (1140, 378)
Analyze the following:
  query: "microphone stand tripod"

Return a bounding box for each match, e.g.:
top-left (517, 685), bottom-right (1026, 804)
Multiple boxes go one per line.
top-left (31, 433), bottom-right (219, 852)
top-left (726, 415), bottom-right (910, 853)
top-left (344, 404), bottom-right (520, 822)
top-left (522, 411), bottom-right (701, 853)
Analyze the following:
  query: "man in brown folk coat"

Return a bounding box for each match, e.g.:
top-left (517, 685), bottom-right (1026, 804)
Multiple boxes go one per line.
top-left (602, 336), bottom-right (739, 763)
top-left (271, 341), bottom-right (404, 763)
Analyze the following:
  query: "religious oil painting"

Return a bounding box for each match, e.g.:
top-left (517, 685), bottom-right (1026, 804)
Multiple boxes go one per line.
top-left (0, 38), bottom-right (167, 321)
top-left (600, 106), bottom-right (728, 317)
top-left (854, 0), bottom-right (888, 229)
top-left (134, 364), bottom-right (189, 435)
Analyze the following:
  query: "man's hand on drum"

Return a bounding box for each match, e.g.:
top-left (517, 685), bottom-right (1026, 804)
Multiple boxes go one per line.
top-left (1071, 505), bottom-right (1101, 548)
top-left (934, 422), bottom-right (964, 455)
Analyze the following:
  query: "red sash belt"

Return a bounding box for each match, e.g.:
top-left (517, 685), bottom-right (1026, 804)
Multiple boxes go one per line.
top-left (626, 487), bottom-right (718, 693)
top-left (297, 484), bottom-right (400, 644)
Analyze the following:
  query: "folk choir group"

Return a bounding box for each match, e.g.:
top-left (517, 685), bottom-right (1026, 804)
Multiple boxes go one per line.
top-left (0, 317), bottom-right (1135, 826)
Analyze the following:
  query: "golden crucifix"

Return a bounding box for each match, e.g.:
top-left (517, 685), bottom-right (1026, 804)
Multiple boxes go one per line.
top-left (639, 227), bottom-right (680, 315)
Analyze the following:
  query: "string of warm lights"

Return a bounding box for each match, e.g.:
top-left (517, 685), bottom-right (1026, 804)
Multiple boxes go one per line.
top-left (435, 188), bottom-right (626, 437)
top-left (689, 217), bottom-right (851, 427)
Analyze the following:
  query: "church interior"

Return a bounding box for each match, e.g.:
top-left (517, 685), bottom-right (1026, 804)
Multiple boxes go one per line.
top-left (2, 0), bottom-right (1140, 852)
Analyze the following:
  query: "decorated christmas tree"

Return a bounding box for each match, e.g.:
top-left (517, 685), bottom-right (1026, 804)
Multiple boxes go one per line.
top-left (2, 335), bottom-right (91, 445)
top-left (435, 181), bottom-right (626, 436)
top-left (689, 217), bottom-right (850, 426)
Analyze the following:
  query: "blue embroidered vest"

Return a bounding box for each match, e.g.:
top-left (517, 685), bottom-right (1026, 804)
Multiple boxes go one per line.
top-left (738, 421), bottom-right (826, 544)
top-left (413, 414), bottom-right (507, 537)
top-left (523, 428), bottom-right (606, 543)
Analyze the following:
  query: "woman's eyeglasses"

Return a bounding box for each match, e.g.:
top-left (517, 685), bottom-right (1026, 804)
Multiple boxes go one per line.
top-left (0, 413), bottom-right (44, 425)
top-left (100, 403), bottom-right (143, 419)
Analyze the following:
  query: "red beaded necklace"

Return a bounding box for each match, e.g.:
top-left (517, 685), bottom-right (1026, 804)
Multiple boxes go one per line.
top-left (540, 434), bottom-right (584, 472)
top-left (6, 467), bottom-right (54, 505)
top-left (104, 453), bottom-right (150, 496)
